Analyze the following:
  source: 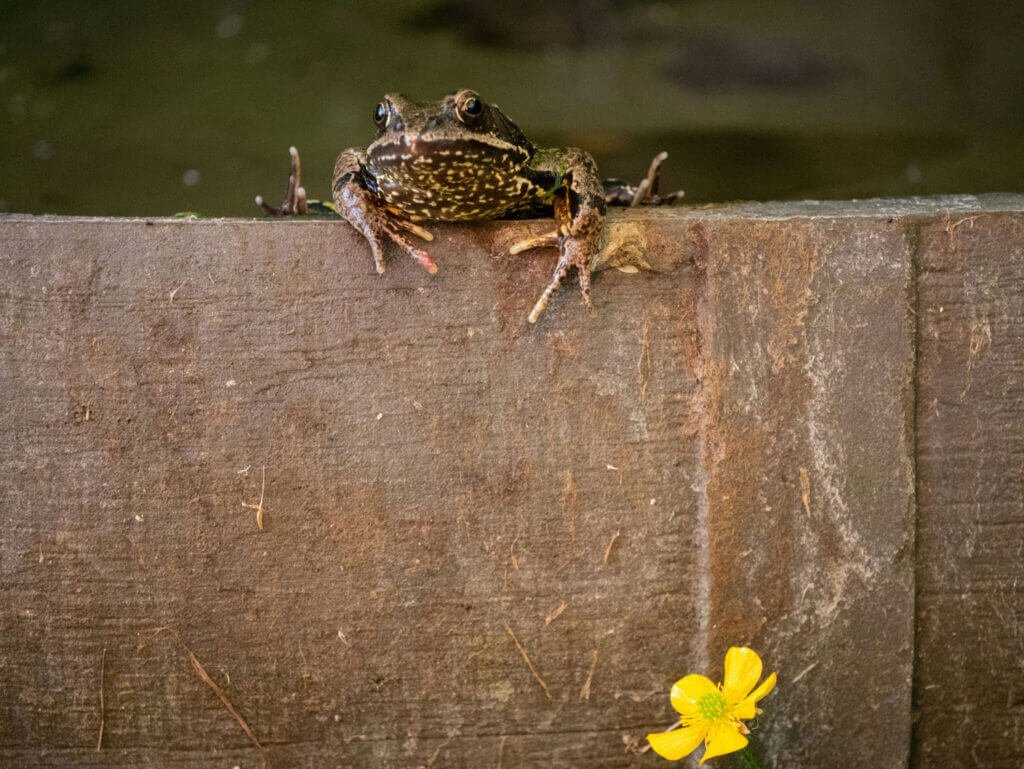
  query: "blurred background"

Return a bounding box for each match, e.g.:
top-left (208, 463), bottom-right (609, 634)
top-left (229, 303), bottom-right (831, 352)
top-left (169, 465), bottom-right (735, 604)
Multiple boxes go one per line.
top-left (1, 0), bottom-right (1021, 216)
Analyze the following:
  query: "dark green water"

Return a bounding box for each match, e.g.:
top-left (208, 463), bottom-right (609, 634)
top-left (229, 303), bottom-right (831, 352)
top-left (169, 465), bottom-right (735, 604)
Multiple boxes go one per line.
top-left (1, 0), bottom-right (1021, 216)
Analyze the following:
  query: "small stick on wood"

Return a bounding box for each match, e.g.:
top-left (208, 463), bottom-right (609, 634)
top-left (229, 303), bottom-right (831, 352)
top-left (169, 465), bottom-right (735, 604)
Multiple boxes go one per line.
top-left (792, 661), bottom-right (818, 683)
top-left (496, 735), bottom-right (507, 769)
top-left (188, 649), bottom-right (263, 751)
top-left (799, 467), bottom-right (811, 516)
top-left (420, 736), bottom-right (452, 769)
top-left (544, 602), bottom-right (568, 626)
top-left (504, 622), bottom-right (551, 699)
top-left (168, 278), bottom-right (188, 303)
top-left (638, 318), bottom-right (651, 402)
top-left (242, 466), bottom-right (267, 530)
top-left (604, 530), bottom-right (621, 563)
top-left (579, 649), bottom-right (598, 700)
top-left (95, 647), bottom-right (106, 751)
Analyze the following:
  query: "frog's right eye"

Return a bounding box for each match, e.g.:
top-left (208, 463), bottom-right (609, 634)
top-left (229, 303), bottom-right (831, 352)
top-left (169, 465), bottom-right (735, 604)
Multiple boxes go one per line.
top-left (373, 101), bottom-right (389, 127)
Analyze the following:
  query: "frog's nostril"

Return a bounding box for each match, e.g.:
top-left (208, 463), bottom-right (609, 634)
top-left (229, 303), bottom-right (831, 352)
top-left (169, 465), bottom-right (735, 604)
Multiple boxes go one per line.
top-left (424, 116), bottom-right (443, 132)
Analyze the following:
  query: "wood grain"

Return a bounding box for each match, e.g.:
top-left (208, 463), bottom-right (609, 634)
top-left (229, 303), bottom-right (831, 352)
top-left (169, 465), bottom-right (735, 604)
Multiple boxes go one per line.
top-left (1, 196), bottom-right (1021, 768)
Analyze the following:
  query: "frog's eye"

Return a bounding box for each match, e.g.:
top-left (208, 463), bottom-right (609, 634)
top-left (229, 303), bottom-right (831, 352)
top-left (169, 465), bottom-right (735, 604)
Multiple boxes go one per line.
top-left (373, 101), bottom-right (389, 127)
top-left (456, 93), bottom-right (484, 124)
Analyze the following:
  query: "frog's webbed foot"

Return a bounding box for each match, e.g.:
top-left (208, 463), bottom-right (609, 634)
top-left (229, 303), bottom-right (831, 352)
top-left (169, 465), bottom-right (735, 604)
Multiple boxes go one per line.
top-left (256, 146), bottom-right (309, 216)
top-left (603, 151), bottom-right (685, 207)
top-left (345, 200), bottom-right (437, 275)
top-left (332, 148), bottom-right (437, 275)
top-left (526, 231), bottom-right (596, 323)
top-left (513, 176), bottom-right (603, 324)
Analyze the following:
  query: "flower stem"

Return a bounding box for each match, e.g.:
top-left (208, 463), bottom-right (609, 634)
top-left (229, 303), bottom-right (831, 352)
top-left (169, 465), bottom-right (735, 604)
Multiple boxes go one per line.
top-left (737, 746), bottom-right (763, 769)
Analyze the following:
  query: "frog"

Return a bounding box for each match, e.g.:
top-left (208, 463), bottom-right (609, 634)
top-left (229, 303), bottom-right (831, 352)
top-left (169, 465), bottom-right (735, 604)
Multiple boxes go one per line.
top-left (257, 89), bottom-right (681, 323)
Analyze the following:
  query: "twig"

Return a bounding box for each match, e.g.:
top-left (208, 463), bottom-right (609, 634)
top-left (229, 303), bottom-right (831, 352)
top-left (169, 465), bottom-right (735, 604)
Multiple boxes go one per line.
top-left (504, 622), bottom-right (551, 699)
top-left (420, 736), bottom-right (452, 769)
top-left (604, 530), bottom-right (621, 563)
top-left (544, 602), bottom-right (568, 626)
top-left (579, 649), bottom-right (598, 700)
top-left (508, 535), bottom-right (521, 571)
top-left (792, 661), bottom-right (817, 683)
top-left (638, 318), bottom-right (651, 402)
top-left (95, 647), bottom-right (106, 751)
top-left (496, 735), bottom-right (507, 769)
top-left (168, 278), bottom-right (188, 303)
top-left (188, 649), bottom-right (263, 751)
top-left (799, 467), bottom-right (811, 516)
top-left (242, 466), bottom-right (267, 530)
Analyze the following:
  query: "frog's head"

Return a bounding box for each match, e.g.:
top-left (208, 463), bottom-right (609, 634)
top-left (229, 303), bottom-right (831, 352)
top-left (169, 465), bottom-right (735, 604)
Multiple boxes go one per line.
top-left (369, 89), bottom-right (534, 158)
top-left (364, 89), bottom-right (536, 191)
top-left (365, 90), bottom-right (537, 219)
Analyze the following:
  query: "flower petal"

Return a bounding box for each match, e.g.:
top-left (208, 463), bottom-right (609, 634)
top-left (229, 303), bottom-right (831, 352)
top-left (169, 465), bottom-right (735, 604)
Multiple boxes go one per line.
top-left (732, 671), bottom-right (777, 719)
top-left (699, 720), bottom-right (749, 763)
top-left (670, 674), bottom-right (718, 718)
top-left (748, 671), bottom-right (777, 703)
top-left (647, 725), bottom-right (708, 761)
top-left (722, 647), bottom-right (763, 704)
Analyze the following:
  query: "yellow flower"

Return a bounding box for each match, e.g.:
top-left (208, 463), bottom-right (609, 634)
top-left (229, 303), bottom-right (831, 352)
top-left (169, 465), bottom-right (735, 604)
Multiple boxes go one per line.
top-left (647, 647), bottom-right (777, 764)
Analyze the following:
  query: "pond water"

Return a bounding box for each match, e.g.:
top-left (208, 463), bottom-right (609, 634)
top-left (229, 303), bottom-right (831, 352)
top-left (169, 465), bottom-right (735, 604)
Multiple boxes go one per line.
top-left (1, 0), bottom-right (1021, 216)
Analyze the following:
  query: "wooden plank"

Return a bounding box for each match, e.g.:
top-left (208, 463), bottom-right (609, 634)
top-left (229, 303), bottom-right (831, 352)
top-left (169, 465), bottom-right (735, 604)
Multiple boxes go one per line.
top-left (693, 214), bottom-right (917, 768)
top-left (913, 209), bottom-right (1024, 768)
top-left (0, 212), bottom-right (703, 769)
top-left (0, 195), bottom-right (1019, 767)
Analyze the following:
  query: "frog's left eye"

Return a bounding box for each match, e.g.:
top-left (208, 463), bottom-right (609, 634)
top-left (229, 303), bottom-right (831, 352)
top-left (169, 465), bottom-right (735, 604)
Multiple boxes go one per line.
top-left (373, 101), bottom-right (389, 127)
top-left (456, 93), bottom-right (484, 124)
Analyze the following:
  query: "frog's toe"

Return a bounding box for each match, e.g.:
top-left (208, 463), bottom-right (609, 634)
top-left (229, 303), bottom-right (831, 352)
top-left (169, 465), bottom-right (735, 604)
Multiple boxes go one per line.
top-left (383, 225), bottom-right (438, 274)
top-left (407, 246), bottom-right (438, 274)
top-left (527, 235), bottom-right (599, 324)
top-left (394, 219), bottom-right (434, 242)
top-left (528, 251), bottom-right (572, 324)
top-left (509, 230), bottom-right (559, 255)
top-left (256, 146), bottom-right (308, 216)
top-left (604, 151), bottom-right (684, 207)
top-left (635, 151), bottom-right (684, 206)
top-left (577, 263), bottom-right (595, 314)
top-left (368, 239), bottom-right (387, 275)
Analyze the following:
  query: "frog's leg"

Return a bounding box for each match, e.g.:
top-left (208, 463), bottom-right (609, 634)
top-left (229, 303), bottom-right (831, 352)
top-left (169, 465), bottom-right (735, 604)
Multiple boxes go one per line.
top-left (256, 146), bottom-right (309, 215)
top-left (509, 148), bottom-right (607, 324)
top-left (332, 148), bottom-right (437, 275)
top-left (602, 151), bottom-right (685, 207)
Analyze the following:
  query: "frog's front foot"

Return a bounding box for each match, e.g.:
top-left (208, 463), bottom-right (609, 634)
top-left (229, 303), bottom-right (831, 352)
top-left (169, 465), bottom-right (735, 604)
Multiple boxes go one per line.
top-left (335, 182), bottom-right (437, 275)
top-left (256, 146), bottom-right (309, 216)
top-left (330, 147), bottom-right (438, 275)
top-left (510, 197), bottom-right (600, 324)
top-left (526, 234), bottom-right (597, 324)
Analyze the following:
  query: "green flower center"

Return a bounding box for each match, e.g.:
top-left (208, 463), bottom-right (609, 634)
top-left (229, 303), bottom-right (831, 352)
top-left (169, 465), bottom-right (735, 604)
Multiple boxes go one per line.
top-left (697, 691), bottom-right (728, 721)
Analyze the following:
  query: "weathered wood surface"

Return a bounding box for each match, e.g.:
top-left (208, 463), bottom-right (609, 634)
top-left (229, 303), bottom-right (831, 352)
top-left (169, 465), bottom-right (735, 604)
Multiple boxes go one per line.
top-left (0, 195), bottom-right (1021, 768)
top-left (913, 208), bottom-right (1024, 768)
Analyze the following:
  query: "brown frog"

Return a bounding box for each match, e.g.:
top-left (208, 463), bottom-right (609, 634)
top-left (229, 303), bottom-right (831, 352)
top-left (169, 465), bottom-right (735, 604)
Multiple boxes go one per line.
top-left (258, 89), bottom-right (681, 323)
